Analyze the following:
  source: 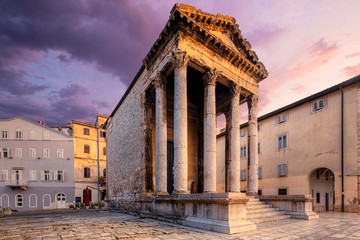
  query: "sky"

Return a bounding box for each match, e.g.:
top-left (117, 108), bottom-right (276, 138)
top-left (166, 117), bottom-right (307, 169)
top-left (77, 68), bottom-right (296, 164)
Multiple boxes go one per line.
top-left (0, 0), bottom-right (359, 127)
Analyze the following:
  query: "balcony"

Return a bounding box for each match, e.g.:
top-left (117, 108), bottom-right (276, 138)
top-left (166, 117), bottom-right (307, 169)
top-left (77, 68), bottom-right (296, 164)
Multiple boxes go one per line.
top-left (5, 180), bottom-right (28, 190)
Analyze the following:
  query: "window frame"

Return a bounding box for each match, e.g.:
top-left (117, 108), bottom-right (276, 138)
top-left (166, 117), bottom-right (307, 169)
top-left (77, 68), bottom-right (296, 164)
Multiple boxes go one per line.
top-left (278, 163), bottom-right (288, 177)
top-left (43, 130), bottom-right (50, 140)
top-left (15, 148), bottom-right (22, 158)
top-left (15, 194), bottom-right (23, 207)
top-left (15, 128), bottom-right (22, 139)
top-left (43, 148), bottom-right (50, 158)
top-left (278, 188), bottom-right (288, 195)
top-left (313, 99), bottom-right (326, 112)
top-left (29, 130), bottom-right (36, 140)
top-left (240, 170), bottom-right (247, 181)
top-left (84, 167), bottom-right (91, 178)
top-left (2, 130), bottom-right (8, 139)
top-left (84, 145), bottom-right (90, 154)
top-left (277, 113), bottom-right (287, 124)
top-left (0, 170), bottom-right (8, 181)
top-left (83, 128), bottom-right (90, 136)
top-left (56, 149), bottom-right (64, 159)
top-left (240, 129), bottom-right (247, 137)
top-left (240, 145), bottom-right (247, 158)
top-left (276, 133), bottom-right (288, 150)
top-left (258, 167), bottom-right (262, 179)
top-left (29, 148), bottom-right (36, 158)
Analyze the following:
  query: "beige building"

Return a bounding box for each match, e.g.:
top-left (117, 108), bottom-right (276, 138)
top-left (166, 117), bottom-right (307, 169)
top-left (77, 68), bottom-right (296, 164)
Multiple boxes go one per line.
top-left (217, 75), bottom-right (360, 212)
top-left (72, 114), bottom-right (107, 203)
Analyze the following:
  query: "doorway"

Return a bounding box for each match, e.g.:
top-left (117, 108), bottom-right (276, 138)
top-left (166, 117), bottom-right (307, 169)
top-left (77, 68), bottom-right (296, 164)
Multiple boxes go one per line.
top-left (56, 193), bottom-right (66, 208)
top-left (167, 141), bottom-right (174, 194)
top-left (309, 168), bottom-right (334, 211)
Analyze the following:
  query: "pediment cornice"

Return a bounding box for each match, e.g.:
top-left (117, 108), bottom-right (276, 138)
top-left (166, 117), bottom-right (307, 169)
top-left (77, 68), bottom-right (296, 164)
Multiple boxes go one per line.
top-left (143, 4), bottom-right (268, 81)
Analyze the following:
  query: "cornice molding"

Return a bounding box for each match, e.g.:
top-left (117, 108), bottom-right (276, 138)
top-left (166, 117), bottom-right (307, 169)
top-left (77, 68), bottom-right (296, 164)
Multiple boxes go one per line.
top-left (143, 3), bottom-right (268, 81)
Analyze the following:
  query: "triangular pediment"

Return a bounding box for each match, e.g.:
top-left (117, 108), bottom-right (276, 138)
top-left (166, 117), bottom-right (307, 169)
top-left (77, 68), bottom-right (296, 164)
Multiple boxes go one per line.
top-left (143, 3), bottom-right (268, 81)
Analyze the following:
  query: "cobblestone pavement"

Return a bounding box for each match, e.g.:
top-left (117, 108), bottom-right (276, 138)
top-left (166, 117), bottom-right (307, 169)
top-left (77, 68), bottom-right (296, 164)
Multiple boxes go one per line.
top-left (0, 210), bottom-right (359, 239)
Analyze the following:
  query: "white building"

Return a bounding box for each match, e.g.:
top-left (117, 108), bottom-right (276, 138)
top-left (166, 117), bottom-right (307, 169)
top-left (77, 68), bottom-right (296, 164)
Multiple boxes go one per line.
top-left (0, 116), bottom-right (75, 211)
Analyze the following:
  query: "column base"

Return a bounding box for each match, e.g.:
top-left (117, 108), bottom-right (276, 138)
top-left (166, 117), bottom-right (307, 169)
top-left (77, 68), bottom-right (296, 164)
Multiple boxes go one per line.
top-left (155, 191), bottom-right (169, 196)
top-left (172, 190), bottom-right (190, 195)
top-left (204, 191), bottom-right (217, 194)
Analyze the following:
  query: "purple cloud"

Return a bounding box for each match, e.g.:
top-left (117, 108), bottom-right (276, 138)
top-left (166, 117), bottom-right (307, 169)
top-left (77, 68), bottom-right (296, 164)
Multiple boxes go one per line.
top-left (246, 24), bottom-right (286, 47)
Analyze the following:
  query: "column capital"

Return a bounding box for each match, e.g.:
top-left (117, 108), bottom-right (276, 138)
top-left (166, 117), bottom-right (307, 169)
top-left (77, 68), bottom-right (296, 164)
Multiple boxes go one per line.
top-left (247, 94), bottom-right (259, 108)
top-left (230, 82), bottom-right (241, 97)
top-left (172, 50), bottom-right (189, 69)
top-left (152, 73), bottom-right (167, 90)
top-left (203, 68), bottom-right (221, 86)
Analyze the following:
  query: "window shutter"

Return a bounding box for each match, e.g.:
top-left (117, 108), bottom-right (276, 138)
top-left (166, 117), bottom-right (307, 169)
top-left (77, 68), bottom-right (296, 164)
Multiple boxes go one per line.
top-left (258, 168), bottom-right (262, 179)
top-left (0, 148), bottom-right (2, 158)
top-left (40, 171), bottom-right (45, 181)
top-left (4, 170), bottom-right (8, 181)
top-left (278, 165), bottom-right (281, 177)
top-left (258, 142), bottom-right (261, 154)
top-left (49, 171), bottom-right (53, 181)
top-left (284, 164), bottom-right (287, 176)
top-left (283, 114), bottom-right (287, 122)
top-left (284, 134), bottom-right (288, 148)
top-left (8, 148), bottom-right (11, 157)
top-left (84, 168), bottom-right (86, 178)
top-left (19, 170), bottom-right (22, 181)
top-left (54, 171), bottom-right (58, 181)
top-left (62, 171), bottom-right (65, 181)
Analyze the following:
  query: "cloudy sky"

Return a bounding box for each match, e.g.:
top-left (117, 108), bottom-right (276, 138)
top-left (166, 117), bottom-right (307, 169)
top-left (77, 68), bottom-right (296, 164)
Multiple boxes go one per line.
top-left (1, 0), bottom-right (359, 127)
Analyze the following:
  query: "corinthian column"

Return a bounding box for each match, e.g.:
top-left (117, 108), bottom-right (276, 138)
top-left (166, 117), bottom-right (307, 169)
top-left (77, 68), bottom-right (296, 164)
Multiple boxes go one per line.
top-left (247, 94), bottom-right (259, 196)
top-left (172, 50), bottom-right (189, 194)
top-left (229, 82), bottom-right (241, 192)
top-left (203, 69), bottom-right (219, 193)
top-left (154, 74), bottom-right (168, 195)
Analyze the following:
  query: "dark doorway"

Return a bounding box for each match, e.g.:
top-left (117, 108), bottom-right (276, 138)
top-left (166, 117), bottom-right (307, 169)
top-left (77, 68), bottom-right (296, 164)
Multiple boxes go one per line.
top-left (325, 193), bottom-right (329, 211)
top-left (167, 141), bottom-right (174, 194)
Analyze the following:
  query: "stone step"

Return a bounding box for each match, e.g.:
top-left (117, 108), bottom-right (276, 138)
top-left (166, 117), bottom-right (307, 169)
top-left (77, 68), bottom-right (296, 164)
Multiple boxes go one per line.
top-left (247, 210), bottom-right (285, 218)
top-left (247, 207), bottom-right (280, 213)
top-left (246, 201), bottom-right (264, 205)
top-left (246, 203), bottom-right (274, 209)
top-left (247, 214), bottom-right (291, 224)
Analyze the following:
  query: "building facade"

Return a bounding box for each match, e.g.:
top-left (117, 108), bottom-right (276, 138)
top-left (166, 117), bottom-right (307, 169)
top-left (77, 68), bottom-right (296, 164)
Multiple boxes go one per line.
top-left (0, 117), bottom-right (74, 211)
top-left (217, 75), bottom-right (360, 212)
top-left (72, 114), bottom-right (107, 203)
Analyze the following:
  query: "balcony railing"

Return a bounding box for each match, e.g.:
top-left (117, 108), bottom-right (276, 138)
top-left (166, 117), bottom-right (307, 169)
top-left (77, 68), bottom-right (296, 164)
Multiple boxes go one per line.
top-left (5, 180), bottom-right (28, 190)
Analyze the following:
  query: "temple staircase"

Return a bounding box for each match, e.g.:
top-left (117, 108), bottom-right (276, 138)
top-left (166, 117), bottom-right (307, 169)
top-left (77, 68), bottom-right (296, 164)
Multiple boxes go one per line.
top-left (246, 198), bottom-right (291, 223)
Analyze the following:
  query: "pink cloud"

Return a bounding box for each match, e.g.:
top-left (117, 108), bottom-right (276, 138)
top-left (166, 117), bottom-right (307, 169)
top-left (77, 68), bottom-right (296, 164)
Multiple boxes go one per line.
top-left (341, 64), bottom-right (360, 77)
top-left (290, 85), bottom-right (305, 93)
top-left (345, 52), bottom-right (360, 58)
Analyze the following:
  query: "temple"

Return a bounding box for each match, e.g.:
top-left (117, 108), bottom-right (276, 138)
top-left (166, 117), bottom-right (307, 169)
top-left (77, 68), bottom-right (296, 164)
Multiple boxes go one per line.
top-left (104, 4), bottom-right (315, 234)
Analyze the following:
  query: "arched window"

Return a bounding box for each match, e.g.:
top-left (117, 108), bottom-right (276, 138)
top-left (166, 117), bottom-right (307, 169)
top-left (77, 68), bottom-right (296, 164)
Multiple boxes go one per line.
top-left (15, 128), bottom-right (22, 139)
top-left (15, 194), bottom-right (23, 207)
top-left (29, 194), bottom-right (37, 208)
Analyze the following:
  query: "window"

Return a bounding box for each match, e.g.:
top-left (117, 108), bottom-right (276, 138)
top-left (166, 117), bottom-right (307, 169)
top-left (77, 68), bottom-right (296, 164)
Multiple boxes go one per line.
top-left (258, 167), bottom-right (262, 179)
top-left (278, 189), bottom-right (287, 195)
top-left (15, 128), bottom-right (22, 139)
top-left (43, 131), bottom-right (50, 140)
top-left (240, 129), bottom-right (247, 137)
top-left (29, 130), bottom-right (36, 140)
top-left (240, 170), bottom-right (246, 181)
top-left (278, 163), bottom-right (287, 177)
top-left (15, 148), bottom-right (22, 158)
top-left (75, 197), bottom-right (81, 203)
top-left (84, 167), bottom-right (91, 178)
top-left (56, 149), bottom-right (64, 159)
top-left (83, 128), bottom-right (90, 135)
top-left (84, 145), bottom-right (90, 154)
top-left (103, 147), bottom-right (106, 156)
top-left (43, 148), bottom-right (50, 158)
top-left (276, 134), bottom-right (288, 150)
top-left (103, 168), bottom-right (106, 177)
top-left (41, 170), bottom-right (52, 181)
top-left (313, 99), bottom-right (326, 112)
top-left (100, 131), bottom-right (106, 138)
top-left (0, 170), bottom-right (8, 181)
top-left (277, 113), bottom-right (287, 124)
top-left (316, 193), bottom-right (320, 203)
top-left (29, 170), bottom-right (36, 181)
top-left (258, 142), bottom-right (261, 154)
top-left (29, 148), bottom-right (36, 158)
top-left (257, 124), bottom-right (261, 131)
top-left (240, 146), bottom-right (247, 158)
top-left (258, 190), bottom-right (262, 196)
top-left (16, 194), bottom-right (23, 207)
top-left (2, 130), bottom-right (8, 139)
top-left (55, 170), bottom-right (64, 181)
top-left (2, 148), bottom-right (9, 158)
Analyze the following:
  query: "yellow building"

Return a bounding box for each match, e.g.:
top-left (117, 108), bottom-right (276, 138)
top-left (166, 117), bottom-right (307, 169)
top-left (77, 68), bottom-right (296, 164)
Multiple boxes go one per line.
top-left (217, 75), bottom-right (360, 212)
top-left (72, 114), bottom-right (107, 203)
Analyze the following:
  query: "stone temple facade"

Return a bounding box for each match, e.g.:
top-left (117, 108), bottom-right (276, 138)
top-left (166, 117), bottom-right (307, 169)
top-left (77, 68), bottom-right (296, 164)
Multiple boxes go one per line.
top-left (105, 4), bottom-right (291, 234)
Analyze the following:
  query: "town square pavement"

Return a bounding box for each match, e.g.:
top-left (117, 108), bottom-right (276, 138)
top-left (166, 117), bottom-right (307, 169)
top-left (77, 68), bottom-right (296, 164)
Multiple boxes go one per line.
top-left (0, 210), bottom-right (359, 239)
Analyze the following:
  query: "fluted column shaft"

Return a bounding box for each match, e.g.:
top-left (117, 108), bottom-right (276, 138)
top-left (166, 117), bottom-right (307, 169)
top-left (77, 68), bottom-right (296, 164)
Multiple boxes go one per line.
top-left (247, 94), bottom-right (259, 196)
top-left (154, 74), bottom-right (168, 195)
top-left (229, 82), bottom-right (241, 192)
top-left (203, 69), bottom-right (219, 193)
top-left (172, 50), bottom-right (189, 194)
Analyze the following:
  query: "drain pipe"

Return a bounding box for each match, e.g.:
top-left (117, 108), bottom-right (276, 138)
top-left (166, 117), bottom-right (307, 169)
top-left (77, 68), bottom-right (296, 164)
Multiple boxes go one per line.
top-left (340, 87), bottom-right (344, 212)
